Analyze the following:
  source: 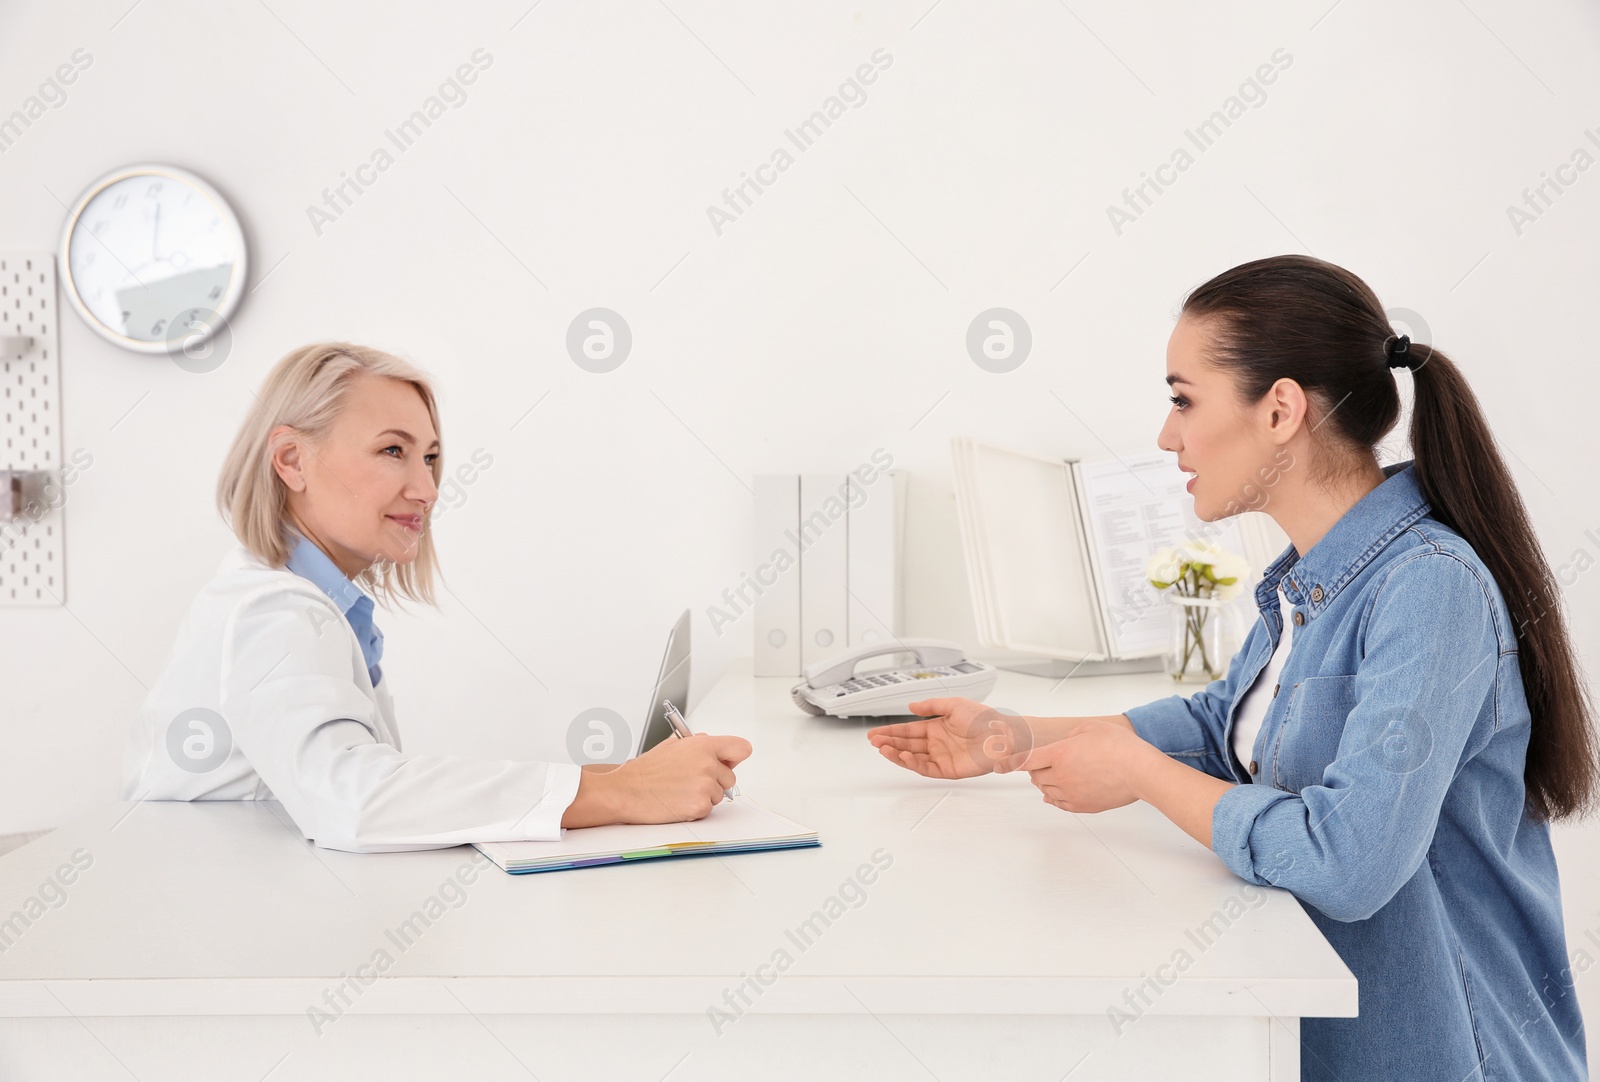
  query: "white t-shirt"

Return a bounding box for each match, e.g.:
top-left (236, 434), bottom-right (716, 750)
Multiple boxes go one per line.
top-left (1231, 585), bottom-right (1294, 772)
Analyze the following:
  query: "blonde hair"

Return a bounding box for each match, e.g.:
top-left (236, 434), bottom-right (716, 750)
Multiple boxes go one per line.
top-left (216, 342), bottom-right (443, 611)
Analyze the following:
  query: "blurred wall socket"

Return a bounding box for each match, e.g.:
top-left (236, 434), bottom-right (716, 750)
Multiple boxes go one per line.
top-left (1, 470), bottom-right (51, 520)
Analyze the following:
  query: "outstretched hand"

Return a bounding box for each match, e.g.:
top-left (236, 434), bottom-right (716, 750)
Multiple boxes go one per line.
top-left (866, 698), bottom-right (1036, 780)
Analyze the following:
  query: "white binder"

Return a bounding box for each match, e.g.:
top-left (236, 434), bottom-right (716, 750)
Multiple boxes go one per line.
top-left (752, 475), bottom-right (801, 676)
top-left (752, 470), bottom-right (907, 676)
top-left (798, 474), bottom-right (850, 670)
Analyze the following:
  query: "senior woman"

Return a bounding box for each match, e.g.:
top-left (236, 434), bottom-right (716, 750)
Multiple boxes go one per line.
top-left (123, 342), bottom-right (748, 852)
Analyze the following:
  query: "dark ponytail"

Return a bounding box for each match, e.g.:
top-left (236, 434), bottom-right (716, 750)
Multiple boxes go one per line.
top-left (1183, 254), bottom-right (1597, 822)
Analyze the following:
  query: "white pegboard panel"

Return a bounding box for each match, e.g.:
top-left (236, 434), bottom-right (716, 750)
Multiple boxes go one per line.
top-left (0, 252), bottom-right (65, 606)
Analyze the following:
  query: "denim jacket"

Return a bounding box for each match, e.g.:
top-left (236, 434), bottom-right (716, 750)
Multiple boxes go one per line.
top-left (1125, 460), bottom-right (1586, 1081)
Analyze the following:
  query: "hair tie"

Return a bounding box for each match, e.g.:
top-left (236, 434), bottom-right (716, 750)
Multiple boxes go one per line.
top-left (1385, 334), bottom-right (1413, 370)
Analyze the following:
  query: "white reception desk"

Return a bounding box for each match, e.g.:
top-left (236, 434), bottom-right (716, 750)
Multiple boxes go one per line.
top-left (0, 659), bottom-right (1354, 1081)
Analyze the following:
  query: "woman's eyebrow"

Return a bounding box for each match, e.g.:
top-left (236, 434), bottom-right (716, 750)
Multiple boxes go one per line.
top-left (1165, 374), bottom-right (1192, 387)
top-left (374, 428), bottom-right (441, 449)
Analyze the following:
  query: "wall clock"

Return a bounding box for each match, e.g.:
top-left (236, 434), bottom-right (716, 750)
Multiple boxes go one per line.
top-left (59, 163), bottom-right (247, 355)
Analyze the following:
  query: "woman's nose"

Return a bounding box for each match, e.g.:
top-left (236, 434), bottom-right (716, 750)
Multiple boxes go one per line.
top-left (1157, 415), bottom-right (1179, 453)
top-left (410, 464), bottom-right (439, 503)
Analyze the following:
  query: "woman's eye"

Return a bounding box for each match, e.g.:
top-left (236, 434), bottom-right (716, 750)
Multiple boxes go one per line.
top-left (1168, 395), bottom-right (1189, 411)
top-left (383, 446), bottom-right (439, 463)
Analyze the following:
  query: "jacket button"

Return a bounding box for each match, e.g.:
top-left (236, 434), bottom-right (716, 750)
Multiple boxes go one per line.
top-left (1249, 760), bottom-right (1259, 775)
top-left (1310, 585), bottom-right (1323, 603)
top-left (1293, 611), bottom-right (1305, 626)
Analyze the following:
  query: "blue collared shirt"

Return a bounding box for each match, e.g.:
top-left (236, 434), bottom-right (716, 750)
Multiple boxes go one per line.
top-left (283, 530), bottom-right (384, 689)
top-left (1125, 460), bottom-right (1585, 1081)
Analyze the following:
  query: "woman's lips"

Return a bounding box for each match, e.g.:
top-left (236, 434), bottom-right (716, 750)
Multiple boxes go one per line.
top-left (387, 515), bottom-right (422, 532)
top-left (1186, 475), bottom-right (1196, 493)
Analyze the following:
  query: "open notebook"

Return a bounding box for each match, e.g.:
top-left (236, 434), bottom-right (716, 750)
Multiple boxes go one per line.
top-left (473, 796), bottom-right (819, 874)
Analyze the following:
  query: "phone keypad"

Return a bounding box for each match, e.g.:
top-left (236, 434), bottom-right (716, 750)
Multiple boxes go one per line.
top-left (835, 667), bottom-right (962, 695)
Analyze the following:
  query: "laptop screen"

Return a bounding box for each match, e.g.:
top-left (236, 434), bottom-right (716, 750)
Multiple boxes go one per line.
top-left (637, 609), bottom-right (691, 756)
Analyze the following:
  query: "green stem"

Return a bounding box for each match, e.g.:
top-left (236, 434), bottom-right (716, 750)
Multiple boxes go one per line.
top-left (1174, 595), bottom-right (1219, 681)
top-left (1193, 607), bottom-right (1216, 678)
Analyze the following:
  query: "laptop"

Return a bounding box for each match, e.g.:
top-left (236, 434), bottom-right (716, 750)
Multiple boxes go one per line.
top-left (634, 608), bottom-right (692, 757)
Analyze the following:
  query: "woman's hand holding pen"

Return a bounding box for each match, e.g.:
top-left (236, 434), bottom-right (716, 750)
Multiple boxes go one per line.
top-left (562, 733), bottom-right (751, 828)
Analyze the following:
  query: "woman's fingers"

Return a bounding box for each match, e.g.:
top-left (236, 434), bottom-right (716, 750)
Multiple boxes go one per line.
top-left (992, 747), bottom-right (1032, 774)
top-left (876, 743), bottom-right (933, 775)
top-left (708, 734), bottom-right (753, 765)
top-left (868, 720), bottom-right (927, 743)
top-left (869, 732), bottom-right (929, 754)
top-left (906, 697), bottom-right (961, 716)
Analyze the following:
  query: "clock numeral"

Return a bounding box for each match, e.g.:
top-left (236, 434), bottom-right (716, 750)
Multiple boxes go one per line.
top-left (83, 251), bottom-right (96, 266)
top-left (150, 318), bottom-right (166, 335)
top-left (91, 219), bottom-right (107, 234)
top-left (145, 181), bottom-right (163, 197)
top-left (112, 192), bottom-right (129, 209)
top-left (207, 284), bottom-right (222, 300)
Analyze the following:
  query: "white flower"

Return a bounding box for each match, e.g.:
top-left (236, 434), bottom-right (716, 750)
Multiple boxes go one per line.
top-left (1177, 549), bottom-right (1214, 586)
top-left (1150, 539), bottom-right (1252, 598)
top-left (1146, 547), bottom-right (1183, 589)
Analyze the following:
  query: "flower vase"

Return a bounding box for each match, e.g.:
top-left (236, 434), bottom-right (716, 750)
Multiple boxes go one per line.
top-left (1165, 594), bottom-right (1241, 684)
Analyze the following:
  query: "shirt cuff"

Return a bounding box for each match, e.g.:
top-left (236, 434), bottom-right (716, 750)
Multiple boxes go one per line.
top-left (1124, 695), bottom-right (1207, 752)
top-left (517, 762), bottom-right (583, 841)
top-left (1125, 695), bottom-right (1230, 779)
top-left (1210, 781), bottom-right (1298, 883)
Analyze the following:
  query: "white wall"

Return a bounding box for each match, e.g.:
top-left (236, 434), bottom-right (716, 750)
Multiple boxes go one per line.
top-left (2, 0), bottom-right (1599, 1054)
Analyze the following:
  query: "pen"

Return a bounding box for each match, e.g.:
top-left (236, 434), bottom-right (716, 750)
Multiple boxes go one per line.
top-left (663, 699), bottom-right (738, 800)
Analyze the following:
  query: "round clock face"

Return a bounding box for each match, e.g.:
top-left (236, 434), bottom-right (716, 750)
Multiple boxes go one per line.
top-left (60, 164), bottom-right (247, 354)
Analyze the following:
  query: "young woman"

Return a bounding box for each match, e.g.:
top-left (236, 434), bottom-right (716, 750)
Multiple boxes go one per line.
top-left (122, 342), bottom-right (749, 852)
top-left (869, 255), bottom-right (1594, 1080)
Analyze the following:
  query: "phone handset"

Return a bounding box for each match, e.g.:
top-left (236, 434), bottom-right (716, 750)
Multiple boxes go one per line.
top-left (790, 637), bottom-right (999, 718)
top-left (802, 639), bottom-right (968, 689)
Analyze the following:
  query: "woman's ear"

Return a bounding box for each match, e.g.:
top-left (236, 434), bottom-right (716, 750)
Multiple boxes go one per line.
top-left (269, 425), bottom-right (307, 492)
top-left (1265, 378), bottom-right (1308, 437)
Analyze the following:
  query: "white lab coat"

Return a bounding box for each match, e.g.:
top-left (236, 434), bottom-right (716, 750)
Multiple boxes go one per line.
top-left (122, 542), bottom-right (581, 852)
